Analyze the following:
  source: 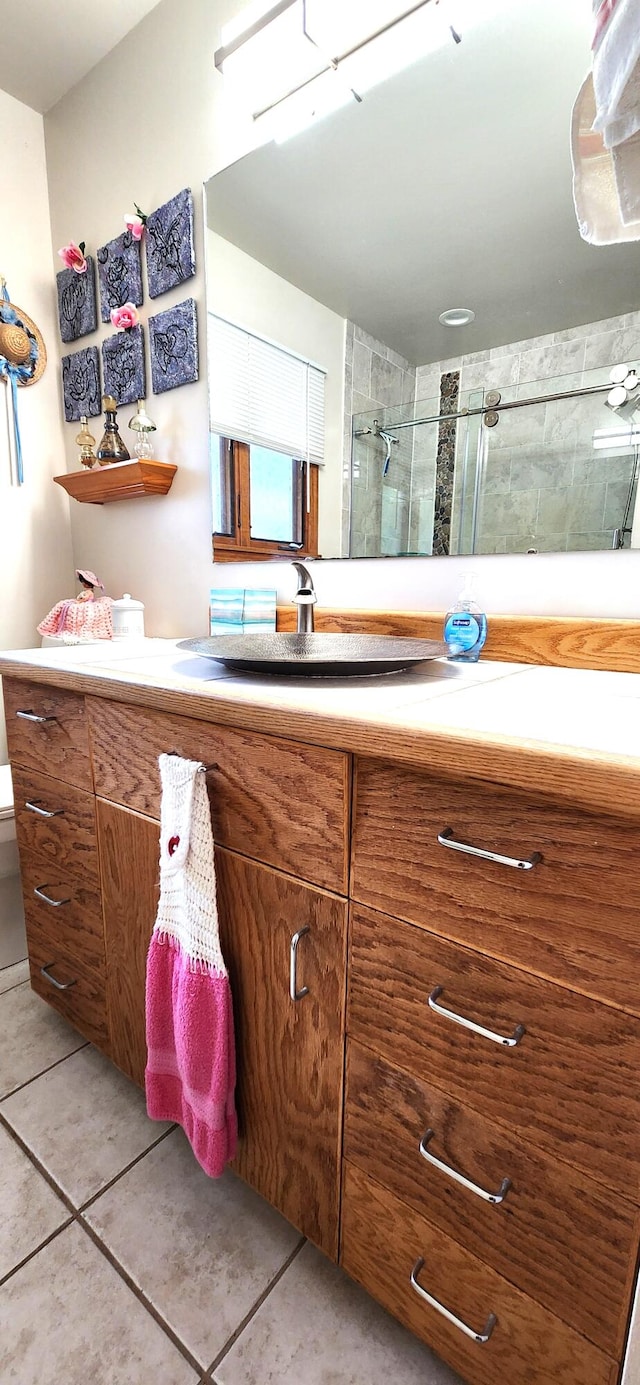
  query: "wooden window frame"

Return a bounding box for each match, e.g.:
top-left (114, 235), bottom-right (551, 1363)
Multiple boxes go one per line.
top-left (213, 438), bottom-right (320, 564)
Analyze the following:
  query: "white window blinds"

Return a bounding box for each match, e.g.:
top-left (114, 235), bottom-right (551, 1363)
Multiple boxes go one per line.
top-left (208, 314), bottom-right (326, 464)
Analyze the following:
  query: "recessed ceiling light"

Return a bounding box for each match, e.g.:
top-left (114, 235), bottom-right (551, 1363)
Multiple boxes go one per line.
top-left (439, 308), bottom-right (475, 327)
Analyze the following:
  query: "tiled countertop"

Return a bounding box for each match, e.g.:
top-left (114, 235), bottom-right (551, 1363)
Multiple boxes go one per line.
top-left (1, 639), bottom-right (639, 816)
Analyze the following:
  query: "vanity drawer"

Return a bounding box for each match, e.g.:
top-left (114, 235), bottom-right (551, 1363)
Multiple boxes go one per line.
top-left (343, 1040), bottom-right (638, 1356)
top-left (87, 697), bottom-right (350, 893)
top-left (12, 767), bottom-right (99, 889)
top-left (20, 851), bottom-right (105, 975)
top-left (27, 928), bottom-right (108, 1050)
top-left (348, 905), bottom-right (640, 1199)
top-left (3, 678), bottom-right (90, 790)
top-left (340, 1163), bottom-right (617, 1385)
top-left (351, 760), bottom-right (640, 1013)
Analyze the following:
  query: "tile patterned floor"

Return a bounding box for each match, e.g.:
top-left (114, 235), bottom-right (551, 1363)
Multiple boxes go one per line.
top-left (0, 976), bottom-right (463, 1384)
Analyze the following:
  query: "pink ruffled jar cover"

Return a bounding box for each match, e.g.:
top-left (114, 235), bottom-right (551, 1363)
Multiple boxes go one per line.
top-left (38, 597), bottom-right (113, 640)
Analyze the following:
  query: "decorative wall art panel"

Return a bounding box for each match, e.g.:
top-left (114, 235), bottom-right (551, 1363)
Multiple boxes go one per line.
top-left (62, 346), bottom-right (101, 422)
top-left (57, 258), bottom-right (98, 343)
top-left (145, 188), bottom-right (195, 298)
top-left (97, 230), bottom-right (143, 322)
top-left (101, 325), bottom-right (146, 406)
top-left (149, 298), bottom-right (198, 394)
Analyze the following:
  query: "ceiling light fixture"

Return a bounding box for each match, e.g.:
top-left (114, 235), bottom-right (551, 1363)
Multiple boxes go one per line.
top-left (438, 307), bottom-right (475, 326)
top-left (214, 0), bottom-right (491, 142)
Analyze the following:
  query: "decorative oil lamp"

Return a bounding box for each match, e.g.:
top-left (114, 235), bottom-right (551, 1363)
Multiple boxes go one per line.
top-left (96, 395), bottom-right (130, 465)
top-left (75, 416), bottom-right (97, 469)
top-left (128, 400), bottom-right (157, 459)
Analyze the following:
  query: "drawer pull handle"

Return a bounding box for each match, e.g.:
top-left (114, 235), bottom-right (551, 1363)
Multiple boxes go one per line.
top-left (410, 1258), bottom-right (497, 1344)
top-left (419, 1130), bottom-right (511, 1205)
top-left (34, 885), bottom-right (71, 908)
top-left (437, 827), bottom-right (542, 871)
top-left (16, 710), bottom-right (58, 724)
top-left (428, 986), bottom-right (525, 1048)
top-left (290, 927), bottom-right (310, 1001)
top-left (40, 963), bottom-right (76, 992)
top-left (25, 800), bottom-right (65, 819)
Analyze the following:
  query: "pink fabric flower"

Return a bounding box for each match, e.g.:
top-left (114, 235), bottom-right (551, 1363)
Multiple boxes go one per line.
top-left (124, 213), bottom-right (145, 241)
top-left (58, 241), bottom-right (87, 274)
top-left (110, 302), bottom-right (139, 331)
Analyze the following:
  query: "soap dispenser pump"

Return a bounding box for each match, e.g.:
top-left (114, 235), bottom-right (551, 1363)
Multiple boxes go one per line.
top-left (444, 573), bottom-right (487, 663)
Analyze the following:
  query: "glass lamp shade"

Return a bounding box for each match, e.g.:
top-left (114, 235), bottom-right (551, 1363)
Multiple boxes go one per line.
top-left (128, 400), bottom-right (157, 459)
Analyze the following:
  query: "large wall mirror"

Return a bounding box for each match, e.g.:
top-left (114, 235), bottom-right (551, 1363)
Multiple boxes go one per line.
top-left (204, 0), bottom-right (640, 562)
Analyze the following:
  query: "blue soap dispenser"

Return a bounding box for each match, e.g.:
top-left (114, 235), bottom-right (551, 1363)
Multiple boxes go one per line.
top-left (444, 573), bottom-right (487, 663)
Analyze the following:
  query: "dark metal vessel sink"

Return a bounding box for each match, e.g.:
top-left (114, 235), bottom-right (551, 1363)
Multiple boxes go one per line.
top-left (178, 632), bottom-right (453, 677)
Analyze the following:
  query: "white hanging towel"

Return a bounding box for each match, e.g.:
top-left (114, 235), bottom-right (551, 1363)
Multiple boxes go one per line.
top-left (145, 753), bottom-right (237, 1177)
top-left (572, 0), bottom-right (640, 243)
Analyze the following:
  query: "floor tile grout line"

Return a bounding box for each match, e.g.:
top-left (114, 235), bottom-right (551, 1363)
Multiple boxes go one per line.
top-left (0, 1110), bottom-right (79, 1216)
top-left (77, 1213), bottom-right (206, 1378)
top-left (206, 1235), bottom-right (307, 1377)
top-left (0, 1215), bottom-right (76, 1289)
top-left (79, 1124), bottom-right (177, 1212)
top-left (0, 1041), bottom-right (89, 1105)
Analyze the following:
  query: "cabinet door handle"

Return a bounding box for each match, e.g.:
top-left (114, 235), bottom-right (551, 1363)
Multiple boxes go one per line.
top-left (428, 986), bottom-right (525, 1048)
top-left (419, 1130), bottom-right (511, 1205)
top-left (16, 710), bottom-right (58, 724)
top-left (410, 1258), bottom-right (497, 1344)
top-left (290, 927), bottom-right (310, 1001)
top-left (34, 885), bottom-right (71, 908)
top-left (25, 800), bottom-right (65, 819)
top-left (437, 827), bottom-right (541, 871)
top-left (40, 963), bottom-right (76, 992)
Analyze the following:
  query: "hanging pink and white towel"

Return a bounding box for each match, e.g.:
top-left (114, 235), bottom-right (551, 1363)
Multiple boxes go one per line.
top-left (145, 752), bottom-right (237, 1177)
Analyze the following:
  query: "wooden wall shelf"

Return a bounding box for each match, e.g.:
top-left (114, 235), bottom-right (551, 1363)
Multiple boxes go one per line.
top-left (54, 458), bottom-right (177, 505)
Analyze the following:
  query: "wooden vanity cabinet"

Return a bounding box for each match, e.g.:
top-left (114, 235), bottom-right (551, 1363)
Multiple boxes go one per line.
top-left (5, 672), bottom-right (640, 1385)
top-left (89, 697), bottom-right (349, 1259)
top-left (5, 683), bottom-right (108, 1047)
top-left (342, 758), bottom-right (640, 1385)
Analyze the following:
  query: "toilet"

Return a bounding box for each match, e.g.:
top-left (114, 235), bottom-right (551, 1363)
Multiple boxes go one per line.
top-left (0, 764), bottom-right (18, 878)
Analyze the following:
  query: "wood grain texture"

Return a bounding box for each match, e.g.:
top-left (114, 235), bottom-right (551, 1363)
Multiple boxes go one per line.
top-left (20, 851), bottom-right (105, 975)
top-left (26, 928), bottom-right (108, 1049)
top-left (344, 1040), bottom-right (639, 1357)
top-left (53, 458), bottom-right (177, 504)
top-left (97, 800), bottom-right (160, 1087)
top-left (340, 1163), bottom-right (618, 1385)
top-left (216, 849), bottom-right (348, 1259)
top-left (3, 677), bottom-right (91, 789)
top-left (347, 906), bottom-right (640, 1200)
top-left (88, 697), bottom-right (350, 894)
top-left (352, 760), bottom-right (640, 1014)
top-left (12, 767), bottom-right (99, 889)
top-left (1, 659), bottom-right (637, 821)
top-left (278, 606), bottom-right (640, 674)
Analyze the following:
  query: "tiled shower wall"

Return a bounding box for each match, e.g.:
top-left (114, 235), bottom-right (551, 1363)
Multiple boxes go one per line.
top-left (346, 309), bottom-right (640, 556)
top-left (414, 309), bottom-right (640, 401)
top-left (343, 321), bottom-right (416, 555)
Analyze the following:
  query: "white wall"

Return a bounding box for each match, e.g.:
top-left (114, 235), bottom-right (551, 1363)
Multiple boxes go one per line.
top-left (42, 0), bottom-right (640, 630)
top-left (0, 89), bottom-right (74, 762)
top-left (206, 231), bottom-right (345, 556)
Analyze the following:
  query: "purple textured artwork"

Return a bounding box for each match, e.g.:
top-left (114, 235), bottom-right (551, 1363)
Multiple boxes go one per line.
top-left (62, 346), bottom-right (101, 421)
top-left (145, 188), bottom-right (195, 298)
top-left (56, 258), bottom-right (98, 343)
top-left (149, 299), bottom-right (198, 394)
top-left (101, 325), bottom-right (146, 407)
top-left (97, 231), bottom-right (143, 323)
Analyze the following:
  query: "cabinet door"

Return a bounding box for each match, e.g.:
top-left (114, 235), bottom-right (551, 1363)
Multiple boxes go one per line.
top-left (97, 799), bottom-right (159, 1088)
top-left (216, 849), bottom-right (347, 1259)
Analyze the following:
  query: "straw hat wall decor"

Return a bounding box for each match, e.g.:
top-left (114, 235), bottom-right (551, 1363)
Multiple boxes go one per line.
top-left (0, 277), bottom-right (47, 485)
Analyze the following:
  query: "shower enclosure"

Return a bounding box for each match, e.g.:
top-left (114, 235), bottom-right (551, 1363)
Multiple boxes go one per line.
top-left (350, 363), bottom-right (640, 557)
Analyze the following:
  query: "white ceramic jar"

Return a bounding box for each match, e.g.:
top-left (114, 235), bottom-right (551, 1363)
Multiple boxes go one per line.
top-left (111, 593), bottom-right (145, 639)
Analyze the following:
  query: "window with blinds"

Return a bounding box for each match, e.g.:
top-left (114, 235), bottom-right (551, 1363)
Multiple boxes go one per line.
top-left (208, 313), bottom-right (326, 464)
